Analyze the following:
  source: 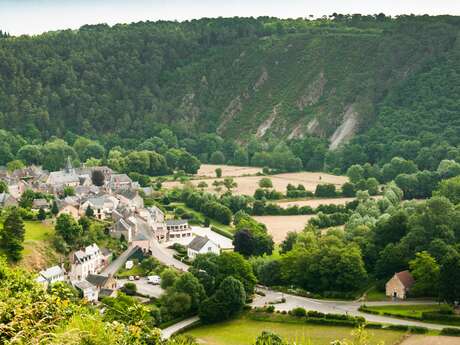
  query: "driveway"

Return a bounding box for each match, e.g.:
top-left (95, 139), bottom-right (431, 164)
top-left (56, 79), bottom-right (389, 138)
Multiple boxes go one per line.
top-left (252, 287), bottom-right (456, 331)
top-left (101, 245), bottom-right (138, 276)
top-left (150, 240), bottom-right (189, 272)
top-left (117, 278), bottom-right (164, 298)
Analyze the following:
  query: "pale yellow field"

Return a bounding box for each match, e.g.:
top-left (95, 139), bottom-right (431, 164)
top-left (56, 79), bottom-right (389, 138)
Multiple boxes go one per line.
top-left (253, 215), bottom-right (315, 243)
top-left (164, 170), bottom-right (348, 196)
top-left (196, 164), bottom-right (263, 177)
top-left (275, 197), bottom-right (357, 209)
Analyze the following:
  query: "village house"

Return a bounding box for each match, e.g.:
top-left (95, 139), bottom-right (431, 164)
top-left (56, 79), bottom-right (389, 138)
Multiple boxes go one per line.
top-left (74, 280), bottom-right (99, 302)
top-left (35, 265), bottom-right (66, 287)
top-left (80, 195), bottom-right (119, 220)
top-left (85, 274), bottom-right (117, 290)
top-left (187, 235), bottom-right (220, 260)
top-left (385, 270), bottom-right (415, 299)
top-left (0, 192), bottom-right (18, 208)
top-left (31, 198), bottom-right (50, 211)
top-left (166, 219), bottom-right (193, 241)
top-left (108, 174), bottom-right (135, 191)
top-left (57, 202), bottom-right (80, 219)
top-left (69, 244), bottom-right (105, 281)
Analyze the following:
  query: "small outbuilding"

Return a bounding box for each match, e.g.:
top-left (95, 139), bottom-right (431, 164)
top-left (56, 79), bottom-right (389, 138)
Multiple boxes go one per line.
top-left (385, 270), bottom-right (415, 299)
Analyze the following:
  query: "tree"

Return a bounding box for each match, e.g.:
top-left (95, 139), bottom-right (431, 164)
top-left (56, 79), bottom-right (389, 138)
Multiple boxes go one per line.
top-left (233, 229), bottom-right (255, 257)
top-left (409, 251), bottom-right (440, 297)
top-left (37, 208), bottom-right (46, 221)
top-left (91, 170), bottom-right (105, 186)
top-left (0, 207), bottom-right (25, 261)
top-left (121, 282), bottom-right (137, 296)
top-left (85, 205), bottom-right (95, 218)
top-left (55, 213), bottom-right (83, 246)
top-left (215, 252), bottom-right (257, 295)
top-left (280, 231), bottom-right (298, 254)
top-left (0, 180), bottom-right (8, 193)
top-left (347, 165), bottom-right (364, 183)
top-left (160, 291), bottom-right (192, 318)
top-left (7, 160), bottom-right (25, 172)
top-left (439, 253), bottom-right (460, 304)
top-left (210, 151), bottom-right (225, 164)
top-left (63, 186), bottom-right (75, 197)
top-left (19, 189), bottom-right (35, 209)
top-left (258, 178), bottom-right (273, 189)
top-left (315, 184), bottom-right (336, 197)
top-left (173, 272), bottom-right (206, 312)
top-left (51, 200), bottom-right (59, 216)
top-left (222, 177), bottom-right (237, 193)
top-left (199, 276), bottom-right (245, 323)
top-left (160, 268), bottom-right (179, 289)
top-left (435, 176), bottom-right (460, 204)
top-left (215, 168), bottom-right (222, 178)
top-left (178, 152), bottom-right (201, 174)
top-left (341, 182), bottom-right (356, 197)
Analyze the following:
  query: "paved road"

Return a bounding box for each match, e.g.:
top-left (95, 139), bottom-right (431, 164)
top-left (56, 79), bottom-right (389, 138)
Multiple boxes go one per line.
top-left (117, 278), bottom-right (164, 298)
top-left (101, 245), bottom-right (138, 276)
top-left (161, 316), bottom-right (200, 339)
top-left (253, 287), bottom-right (456, 331)
top-left (150, 240), bottom-right (189, 272)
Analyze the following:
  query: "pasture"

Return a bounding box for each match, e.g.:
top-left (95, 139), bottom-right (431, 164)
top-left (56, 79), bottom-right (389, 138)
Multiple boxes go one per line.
top-left (184, 317), bottom-right (405, 345)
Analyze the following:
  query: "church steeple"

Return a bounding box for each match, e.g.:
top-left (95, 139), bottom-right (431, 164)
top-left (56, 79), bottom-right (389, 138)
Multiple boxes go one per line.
top-left (65, 156), bottom-right (74, 173)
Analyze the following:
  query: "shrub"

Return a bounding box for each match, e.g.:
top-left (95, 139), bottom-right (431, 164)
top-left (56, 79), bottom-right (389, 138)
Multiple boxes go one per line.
top-left (441, 327), bottom-right (460, 336)
top-left (266, 305), bottom-right (275, 313)
top-left (386, 325), bottom-right (409, 332)
top-left (290, 307), bottom-right (306, 317)
top-left (408, 326), bottom-right (429, 334)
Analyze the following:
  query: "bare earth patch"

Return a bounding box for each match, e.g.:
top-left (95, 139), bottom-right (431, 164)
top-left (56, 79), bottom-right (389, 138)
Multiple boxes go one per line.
top-left (253, 215), bottom-right (315, 243)
top-left (164, 170), bottom-right (348, 197)
top-left (401, 335), bottom-right (460, 345)
top-left (196, 164), bottom-right (263, 178)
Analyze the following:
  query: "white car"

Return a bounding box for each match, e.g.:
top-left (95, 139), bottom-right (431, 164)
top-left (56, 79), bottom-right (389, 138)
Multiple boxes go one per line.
top-left (128, 275), bottom-right (135, 281)
top-left (147, 275), bottom-right (161, 285)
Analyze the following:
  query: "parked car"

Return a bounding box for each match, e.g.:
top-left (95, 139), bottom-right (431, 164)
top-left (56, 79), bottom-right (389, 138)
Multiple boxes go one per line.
top-left (147, 275), bottom-right (161, 285)
top-left (128, 275), bottom-right (135, 281)
top-left (135, 276), bottom-right (140, 280)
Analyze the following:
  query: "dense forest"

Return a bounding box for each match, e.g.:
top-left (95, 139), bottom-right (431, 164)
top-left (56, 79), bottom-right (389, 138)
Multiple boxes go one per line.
top-left (0, 15), bottom-right (459, 174)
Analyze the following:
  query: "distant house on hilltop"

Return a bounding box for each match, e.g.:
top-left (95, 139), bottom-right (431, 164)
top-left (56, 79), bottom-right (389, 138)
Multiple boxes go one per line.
top-left (386, 270), bottom-right (415, 299)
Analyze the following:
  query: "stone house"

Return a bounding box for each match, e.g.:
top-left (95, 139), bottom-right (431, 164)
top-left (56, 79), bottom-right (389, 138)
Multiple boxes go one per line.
top-left (85, 274), bottom-right (117, 290)
top-left (74, 280), bottom-right (99, 302)
top-left (385, 270), bottom-right (415, 299)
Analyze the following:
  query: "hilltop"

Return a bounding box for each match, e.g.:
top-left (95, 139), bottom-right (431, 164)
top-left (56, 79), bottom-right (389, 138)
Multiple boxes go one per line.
top-left (0, 15), bottom-right (459, 171)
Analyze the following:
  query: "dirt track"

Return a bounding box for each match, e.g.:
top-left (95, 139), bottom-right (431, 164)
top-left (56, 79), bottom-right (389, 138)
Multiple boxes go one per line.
top-left (400, 335), bottom-right (460, 345)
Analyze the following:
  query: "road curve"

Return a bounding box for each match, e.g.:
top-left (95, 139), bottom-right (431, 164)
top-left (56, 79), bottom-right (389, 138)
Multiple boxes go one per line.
top-left (150, 240), bottom-right (190, 272)
top-left (252, 287), bottom-right (458, 331)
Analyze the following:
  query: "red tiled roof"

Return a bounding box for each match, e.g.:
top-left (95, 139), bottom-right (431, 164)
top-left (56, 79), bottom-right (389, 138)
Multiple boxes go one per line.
top-left (396, 270), bottom-right (415, 288)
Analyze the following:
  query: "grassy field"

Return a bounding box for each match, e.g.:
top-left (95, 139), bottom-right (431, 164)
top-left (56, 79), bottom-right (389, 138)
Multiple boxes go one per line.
top-left (21, 221), bottom-right (60, 270)
top-left (364, 304), bottom-right (446, 319)
top-left (363, 286), bottom-right (389, 302)
top-left (185, 318), bottom-right (405, 345)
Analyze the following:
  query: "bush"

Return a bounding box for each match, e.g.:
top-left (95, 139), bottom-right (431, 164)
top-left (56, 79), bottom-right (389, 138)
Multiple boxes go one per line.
top-left (441, 327), bottom-right (460, 336)
top-left (121, 282), bottom-right (137, 296)
top-left (408, 326), bottom-right (429, 334)
top-left (266, 305), bottom-right (275, 313)
top-left (386, 325), bottom-right (409, 332)
top-left (422, 312), bottom-right (460, 323)
top-left (290, 307), bottom-right (306, 317)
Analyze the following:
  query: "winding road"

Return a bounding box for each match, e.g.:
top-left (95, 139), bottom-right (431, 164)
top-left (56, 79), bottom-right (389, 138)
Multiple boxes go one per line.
top-left (252, 287), bottom-right (457, 331)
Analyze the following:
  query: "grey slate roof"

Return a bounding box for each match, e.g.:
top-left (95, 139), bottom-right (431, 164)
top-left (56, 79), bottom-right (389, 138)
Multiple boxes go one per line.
top-left (86, 274), bottom-right (109, 287)
top-left (188, 236), bottom-right (210, 252)
top-left (166, 219), bottom-right (188, 226)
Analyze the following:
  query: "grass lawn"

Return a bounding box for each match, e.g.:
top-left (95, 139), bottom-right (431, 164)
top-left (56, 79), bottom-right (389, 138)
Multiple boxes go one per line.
top-left (185, 317), bottom-right (405, 345)
top-left (365, 304), bottom-right (445, 318)
top-left (18, 221), bottom-right (60, 270)
top-left (170, 202), bottom-right (235, 234)
top-left (117, 264), bottom-right (145, 278)
top-left (363, 286), bottom-right (389, 302)
top-left (22, 221), bottom-right (55, 256)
